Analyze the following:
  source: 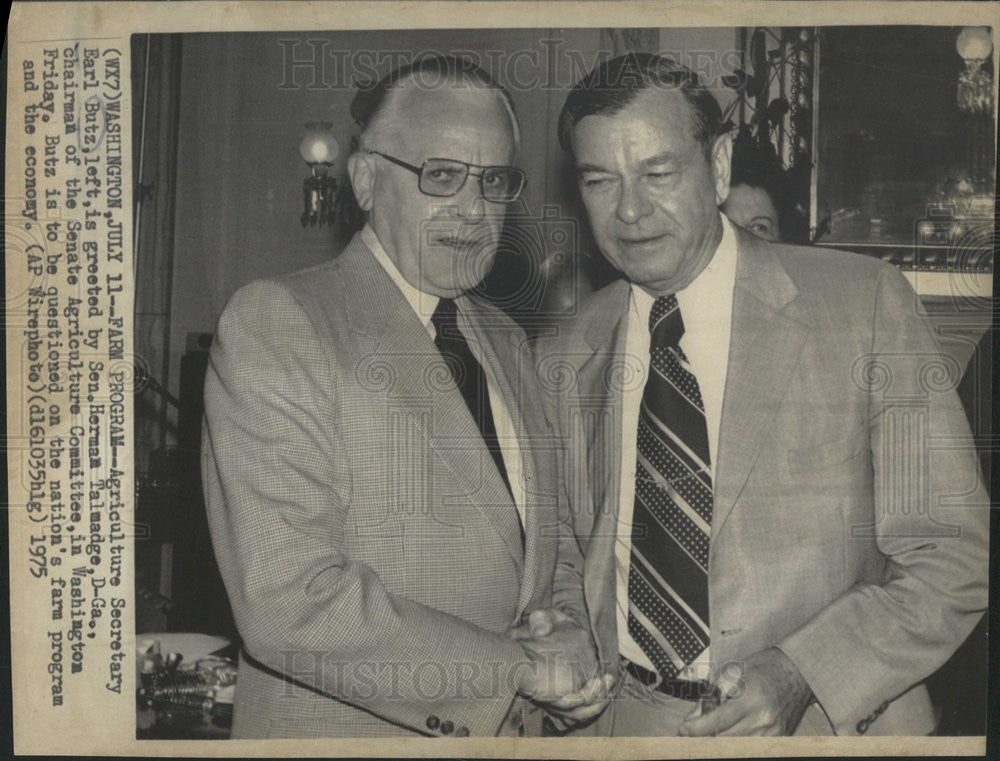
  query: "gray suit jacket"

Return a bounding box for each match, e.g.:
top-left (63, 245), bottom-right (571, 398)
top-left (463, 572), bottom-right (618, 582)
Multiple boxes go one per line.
top-left (538, 227), bottom-right (989, 736)
top-left (203, 233), bottom-right (582, 738)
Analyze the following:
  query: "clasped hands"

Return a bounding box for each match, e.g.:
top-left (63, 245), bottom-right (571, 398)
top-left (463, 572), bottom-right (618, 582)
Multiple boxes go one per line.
top-left (506, 612), bottom-right (812, 735)
top-left (507, 608), bottom-right (614, 726)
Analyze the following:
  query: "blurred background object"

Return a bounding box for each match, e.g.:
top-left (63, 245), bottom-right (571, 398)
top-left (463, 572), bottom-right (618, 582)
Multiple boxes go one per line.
top-left (136, 634), bottom-right (237, 739)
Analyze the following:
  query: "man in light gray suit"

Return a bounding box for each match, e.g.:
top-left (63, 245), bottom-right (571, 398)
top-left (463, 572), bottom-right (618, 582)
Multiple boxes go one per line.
top-left (203, 57), bottom-right (605, 739)
top-left (538, 53), bottom-right (989, 736)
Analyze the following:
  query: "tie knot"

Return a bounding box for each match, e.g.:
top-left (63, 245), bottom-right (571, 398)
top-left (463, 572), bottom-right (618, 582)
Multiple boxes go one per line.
top-left (649, 294), bottom-right (685, 346)
top-left (432, 298), bottom-right (460, 339)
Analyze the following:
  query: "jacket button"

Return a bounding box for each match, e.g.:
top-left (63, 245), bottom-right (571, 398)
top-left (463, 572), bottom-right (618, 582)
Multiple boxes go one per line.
top-left (455, 726), bottom-right (470, 737)
top-left (426, 715), bottom-right (440, 730)
top-left (440, 720), bottom-right (454, 735)
top-left (856, 718), bottom-right (870, 734)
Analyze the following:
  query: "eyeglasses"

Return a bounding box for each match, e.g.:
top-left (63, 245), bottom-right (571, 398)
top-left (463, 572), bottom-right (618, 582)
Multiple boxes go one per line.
top-left (367, 150), bottom-right (526, 204)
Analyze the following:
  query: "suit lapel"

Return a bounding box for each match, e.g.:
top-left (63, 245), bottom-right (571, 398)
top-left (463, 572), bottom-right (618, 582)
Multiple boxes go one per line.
top-left (340, 235), bottom-right (523, 571)
top-left (576, 281), bottom-right (631, 664)
top-left (579, 280), bottom-right (631, 554)
top-left (712, 230), bottom-right (811, 538)
top-left (459, 296), bottom-right (534, 603)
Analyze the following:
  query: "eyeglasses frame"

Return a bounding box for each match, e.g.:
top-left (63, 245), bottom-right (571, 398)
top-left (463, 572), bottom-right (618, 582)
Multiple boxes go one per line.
top-left (365, 150), bottom-right (526, 204)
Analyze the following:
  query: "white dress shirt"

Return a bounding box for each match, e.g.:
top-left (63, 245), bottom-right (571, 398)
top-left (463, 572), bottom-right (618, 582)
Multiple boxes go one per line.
top-left (615, 215), bottom-right (739, 679)
top-left (362, 225), bottom-right (526, 529)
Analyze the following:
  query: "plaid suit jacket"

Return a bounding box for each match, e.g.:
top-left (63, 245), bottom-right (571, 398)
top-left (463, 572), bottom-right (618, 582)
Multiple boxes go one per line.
top-left (203, 233), bottom-right (581, 738)
top-left (539, 227), bottom-right (989, 736)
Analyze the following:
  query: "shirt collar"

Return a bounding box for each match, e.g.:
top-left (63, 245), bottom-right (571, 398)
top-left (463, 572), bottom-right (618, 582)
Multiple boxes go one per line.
top-left (361, 224), bottom-right (439, 329)
top-left (629, 213), bottom-right (738, 320)
top-left (677, 213), bottom-right (738, 313)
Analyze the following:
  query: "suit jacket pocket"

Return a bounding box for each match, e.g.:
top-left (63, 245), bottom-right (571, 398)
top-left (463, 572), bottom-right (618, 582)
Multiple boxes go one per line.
top-left (786, 429), bottom-right (868, 475)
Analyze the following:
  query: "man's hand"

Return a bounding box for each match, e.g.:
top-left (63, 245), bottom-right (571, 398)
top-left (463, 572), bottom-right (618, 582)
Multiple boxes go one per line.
top-left (508, 608), bottom-right (613, 724)
top-left (679, 648), bottom-right (813, 736)
top-left (544, 672), bottom-right (616, 727)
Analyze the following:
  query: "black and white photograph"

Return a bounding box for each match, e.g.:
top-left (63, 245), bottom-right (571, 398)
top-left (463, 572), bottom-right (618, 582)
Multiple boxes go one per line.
top-left (4, 3), bottom-right (995, 756)
top-left (128, 22), bottom-right (993, 743)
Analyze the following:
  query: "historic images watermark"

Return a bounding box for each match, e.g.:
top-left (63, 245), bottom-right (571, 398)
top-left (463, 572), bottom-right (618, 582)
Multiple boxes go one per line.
top-left (277, 37), bottom-right (745, 94)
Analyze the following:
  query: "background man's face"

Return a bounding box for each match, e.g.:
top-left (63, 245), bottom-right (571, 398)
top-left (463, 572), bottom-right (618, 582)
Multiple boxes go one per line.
top-left (571, 86), bottom-right (731, 297)
top-left (368, 85), bottom-right (515, 298)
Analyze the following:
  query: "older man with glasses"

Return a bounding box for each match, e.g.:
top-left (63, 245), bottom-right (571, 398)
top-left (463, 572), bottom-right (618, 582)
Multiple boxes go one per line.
top-left (202, 56), bottom-right (606, 740)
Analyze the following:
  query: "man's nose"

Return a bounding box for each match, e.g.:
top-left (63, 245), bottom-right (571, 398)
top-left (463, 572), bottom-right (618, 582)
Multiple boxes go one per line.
top-left (453, 178), bottom-right (487, 223)
top-left (616, 179), bottom-right (653, 225)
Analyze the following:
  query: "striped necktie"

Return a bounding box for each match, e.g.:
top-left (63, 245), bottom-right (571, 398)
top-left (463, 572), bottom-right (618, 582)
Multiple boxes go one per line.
top-left (627, 293), bottom-right (712, 679)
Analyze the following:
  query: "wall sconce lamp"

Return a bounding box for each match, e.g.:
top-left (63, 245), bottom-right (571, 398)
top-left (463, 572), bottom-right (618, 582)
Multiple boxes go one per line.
top-left (955, 27), bottom-right (995, 193)
top-left (299, 121), bottom-right (340, 227)
top-left (956, 27), bottom-right (994, 113)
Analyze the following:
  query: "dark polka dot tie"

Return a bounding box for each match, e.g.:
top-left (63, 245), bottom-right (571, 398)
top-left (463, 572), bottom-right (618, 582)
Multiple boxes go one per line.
top-left (627, 293), bottom-right (712, 679)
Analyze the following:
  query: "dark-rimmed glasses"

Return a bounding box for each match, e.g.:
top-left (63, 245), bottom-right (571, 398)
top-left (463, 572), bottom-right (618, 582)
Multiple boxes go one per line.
top-left (367, 150), bottom-right (526, 204)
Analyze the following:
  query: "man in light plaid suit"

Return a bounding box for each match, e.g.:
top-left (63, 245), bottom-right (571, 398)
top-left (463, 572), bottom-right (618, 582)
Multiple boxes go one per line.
top-left (202, 57), bottom-right (609, 739)
top-left (537, 53), bottom-right (988, 737)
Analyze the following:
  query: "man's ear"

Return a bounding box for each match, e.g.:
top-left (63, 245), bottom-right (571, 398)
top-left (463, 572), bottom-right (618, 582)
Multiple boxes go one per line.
top-left (711, 131), bottom-right (734, 206)
top-left (347, 152), bottom-right (375, 212)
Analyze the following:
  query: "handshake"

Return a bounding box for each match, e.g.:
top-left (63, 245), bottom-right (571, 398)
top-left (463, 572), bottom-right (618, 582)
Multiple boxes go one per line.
top-left (507, 608), bottom-right (616, 727)
top-left (505, 611), bottom-right (816, 736)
